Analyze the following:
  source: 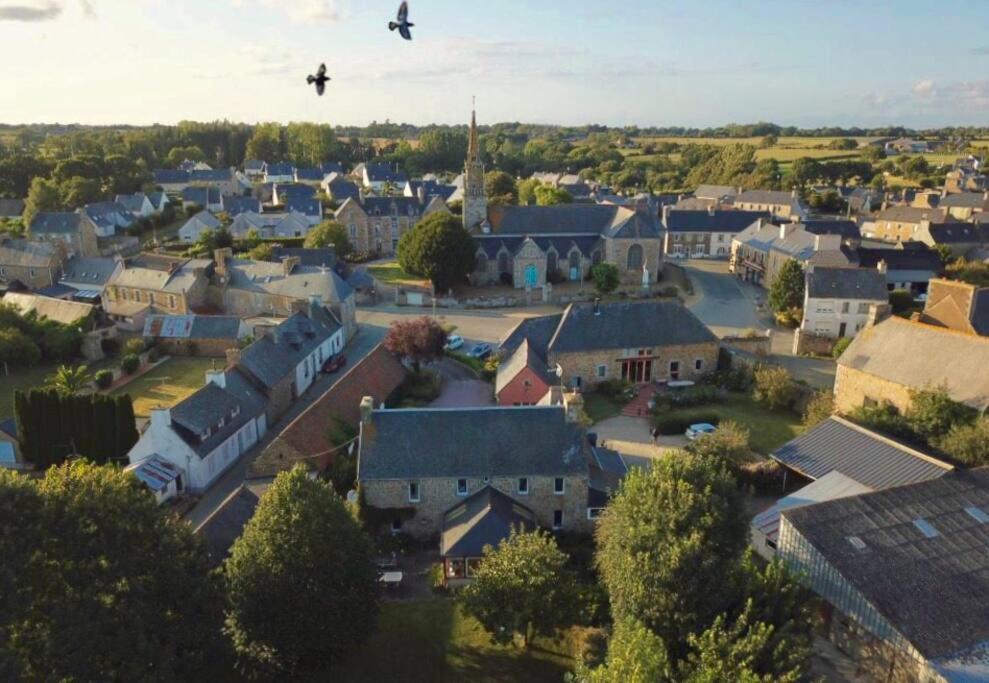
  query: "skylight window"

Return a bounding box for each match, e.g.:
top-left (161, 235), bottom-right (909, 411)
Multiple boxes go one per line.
top-left (966, 506), bottom-right (989, 524)
top-left (847, 536), bottom-right (867, 551)
top-left (912, 518), bottom-right (939, 538)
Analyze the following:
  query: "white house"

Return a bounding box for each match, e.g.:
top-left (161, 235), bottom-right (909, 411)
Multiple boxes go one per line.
top-left (264, 162), bottom-right (295, 185)
top-left (125, 454), bottom-right (185, 504)
top-left (178, 210), bottom-right (222, 243)
top-left (115, 193), bottom-right (156, 219)
top-left (126, 367), bottom-right (268, 494)
top-left (800, 265), bottom-right (889, 339)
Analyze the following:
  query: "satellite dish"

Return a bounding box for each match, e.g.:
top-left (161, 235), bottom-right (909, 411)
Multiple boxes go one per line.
top-left (346, 490), bottom-right (358, 503)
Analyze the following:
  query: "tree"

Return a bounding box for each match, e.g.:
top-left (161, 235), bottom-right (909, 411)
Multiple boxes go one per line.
top-left (831, 336), bottom-right (852, 359)
top-left (247, 242), bottom-right (275, 261)
top-left (591, 262), bottom-right (620, 295)
top-left (195, 227), bottom-right (216, 254)
top-left (224, 466), bottom-right (378, 678)
top-left (165, 145), bottom-right (206, 167)
top-left (45, 364), bottom-right (92, 395)
top-left (22, 176), bottom-right (61, 227)
top-left (574, 618), bottom-right (671, 683)
top-left (934, 243), bottom-right (954, 266)
top-left (752, 365), bottom-right (796, 412)
top-left (460, 528), bottom-right (574, 648)
top-left (0, 327), bottom-right (41, 369)
top-left (767, 259), bottom-right (804, 313)
top-left (40, 323), bottom-right (83, 361)
top-left (534, 185), bottom-right (573, 206)
top-left (383, 316), bottom-right (447, 373)
top-left (485, 170), bottom-right (518, 204)
top-left (304, 219), bottom-right (352, 259)
top-left (396, 212), bottom-right (476, 291)
top-left (214, 226), bottom-right (234, 249)
top-left (517, 177), bottom-right (542, 205)
top-left (905, 386), bottom-right (974, 442)
top-left (595, 456), bottom-right (748, 658)
top-left (59, 175), bottom-right (103, 207)
top-left (802, 391), bottom-right (834, 427)
top-left (937, 417), bottom-right (989, 466)
top-left (686, 420), bottom-right (751, 467)
top-left (0, 462), bottom-right (223, 682)
top-left (888, 288), bottom-right (914, 313)
top-left (683, 608), bottom-right (795, 683)
top-left (244, 122), bottom-right (283, 162)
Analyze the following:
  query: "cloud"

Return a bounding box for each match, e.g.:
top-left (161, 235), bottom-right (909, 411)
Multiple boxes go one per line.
top-left (233, 0), bottom-right (343, 23)
top-left (908, 78), bottom-right (989, 109)
top-left (912, 79), bottom-right (936, 97)
top-left (0, 0), bottom-right (61, 21)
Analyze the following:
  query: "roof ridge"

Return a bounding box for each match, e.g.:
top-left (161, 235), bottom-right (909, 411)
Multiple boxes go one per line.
top-left (886, 314), bottom-right (989, 343)
top-left (829, 416), bottom-right (954, 470)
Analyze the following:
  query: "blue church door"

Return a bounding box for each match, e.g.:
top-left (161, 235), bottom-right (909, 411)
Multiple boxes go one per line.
top-left (525, 264), bottom-right (538, 287)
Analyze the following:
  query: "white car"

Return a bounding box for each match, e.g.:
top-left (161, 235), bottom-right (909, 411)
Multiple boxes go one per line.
top-left (685, 423), bottom-right (717, 440)
top-left (444, 334), bottom-right (464, 351)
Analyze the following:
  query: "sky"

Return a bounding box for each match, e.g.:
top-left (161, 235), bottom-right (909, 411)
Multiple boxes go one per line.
top-left (1, 0), bottom-right (988, 128)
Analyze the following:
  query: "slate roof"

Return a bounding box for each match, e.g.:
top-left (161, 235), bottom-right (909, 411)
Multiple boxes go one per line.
top-left (59, 256), bottom-right (118, 286)
top-left (169, 370), bottom-right (266, 457)
top-left (498, 313), bottom-right (563, 357)
top-left (190, 168), bottom-right (234, 183)
top-left (114, 193), bottom-right (149, 213)
top-left (940, 192), bottom-right (989, 209)
top-left (0, 198), bottom-right (25, 217)
top-left (364, 163), bottom-right (407, 183)
top-left (693, 184), bottom-right (738, 200)
top-left (153, 169), bottom-right (189, 184)
top-left (440, 486), bottom-right (536, 558)
top-left (182, 186), bottom-right (221, 205)
top-left (663, 209), bottom-right (767, 233)
top-left (875, 206), bottom-right (947, 223)
top-left (358, 406), bottom-right (589, 480)
top-left (927, 222), bottom-right (985, 244)
top-left (772, 417), bottom-right (952, 488)
top-left (30, 212), bottom-right (82, 234)
top-left (357, 196), bottom-right (424, 217)
top-left (781, 468), bottom-right (989, 661)
top-left (800, 219), bottom-right (862, 240)
top-left (148, 192), bottom-right (168, 210)
top-left (326, 178), bottom-right (360, 201)
top-left (284, 196), bottom-right (321, 217)
top-left (143, 314), bottom-right (244, 340)
top-left (734, 189), bottom-right (802, 207)
top-left (265, 162), bottom-right (294, 177)
top-left (270, 246), bottom-right (336, 268)
top-left (274, 183), bottom-right (316, 199)
top-left (530, 235), bottom-right (603, 258)
top-left (490, 204), bottom-right (660, 238)
top-left (855, 245), bottom-right (942, 274)
top-left (0, 238), bottom-right (60, 268)
top-left (735, 221), bottom-right (850, 263)
top-left (171, 382), bottom-right (242, 435)
top-left (2, 292), bottom-right (94, 325)
top-left (111, 257), bottom-right (212, 294)
top-left (225, 257), bottom-right (353, 303)
top-left (407, 179), bottom-right (457, 202)
top-left (474, 235), bottom-right (525, 259)
top-left (244, 160), bottom-right (266, 173)
top-left (84, 202), bottom-right (136, 229)
top-left (806, 267), bottom-right (889, 301)
top-left (237, 309), bottom-right (341, 389)
top-left (295, 167), bottom-right (327, 182)
top-left (221, 195), bottom-right (262, 216)
top-left (495, 339), bottom-right (554, 395)
top-left (196, 480), bottom-right (269, 566)
top-left (180, 210), bottom-right (221, 235)
top-left (0, 418), bottom-right (18, 439)
top-left (548, 300), bottom-right (717, 353)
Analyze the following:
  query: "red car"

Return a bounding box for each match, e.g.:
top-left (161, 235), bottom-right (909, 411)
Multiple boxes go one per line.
top-left (322, 354), bottom-right (347, 374)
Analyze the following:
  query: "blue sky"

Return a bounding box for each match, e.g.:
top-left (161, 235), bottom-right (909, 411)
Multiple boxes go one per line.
top-left (1, 0), bottom-right (988, 128)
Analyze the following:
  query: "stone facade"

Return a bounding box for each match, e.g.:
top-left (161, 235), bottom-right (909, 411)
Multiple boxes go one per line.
top-left (362, 475), bottom-right (591, 538)
top-left (220, 287), bottom-right (356, 341)
top-left (604, 237), bottom-right (663, 284)
top-left (103, 278), bottom-right (205, 315)
top-left (833, 364), bottom-right (914, 415)
top-left (551, 341), bottom-right (719, 389)
top-left (0, 241), bottom-right (67, 290)
top-left (334, 196), bottom-right (449, 256)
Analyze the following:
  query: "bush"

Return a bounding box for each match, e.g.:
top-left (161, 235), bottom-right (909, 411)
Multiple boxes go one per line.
top-left (597, 378), bottom-right (631, 399)
top-left (146, 347), bottom-right (160, 363)
top-left (889, 289), bottom-right (914, 314)
top-left (708, 364), bottom-right (755, 392)
top-left (392, 371), bottom-right (441, 407)
top-left (481, 355), bottom-right (499, 382)
top-left (121, 354), bottom-right (140, 375)
top-left (831, 337), bottom-right (852, 359)
top-left (736, 460), bottom-right (786, 495)
top-left (94, 370), bottom-right (113, 390)
top-left (659, 285), bottom-right (679, 298)
top-left (122, 338), bottom-right (145, 357)
top-left (803, 391), bottom-right (834, 427)
top-left (753, 365), bottom-right (796, 411)
top-left (653, 412), bottom-right (720, 435)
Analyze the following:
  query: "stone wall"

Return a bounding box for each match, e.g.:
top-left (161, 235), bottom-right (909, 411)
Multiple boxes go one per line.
top-left (362, 476), bottom-right (591, 538)
top-left (721, 333), bottom-right (773, 356)
top-left (604, 238), bottom-right (663, 284)
top-left (834, 365), bottom-right (914, 415)
top-left (551, 341), bottom-right (721, 389)
top-left (264, 374), bottom-right (296, 424)
top-left (791, 329), bottom-right (836, 356)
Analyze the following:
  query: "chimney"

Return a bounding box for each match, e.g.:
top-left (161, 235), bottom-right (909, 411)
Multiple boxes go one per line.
top-left (984, 190), bottom-right (989, 201)
top-left (877, 259), bottom-right (888, 275)
top-left (417, 185), bottom-right (426, 204)
top-left (281, 255), bottom-right (301, 276)
top-left (149, 407), bottom-right (171, 431)
top-left (662, 204), bottom-right (671, 224)
top-left (205, 369), bottom-right (226, 389)
top-left (791, 187), bottom-right (799, 199)
top-left (593, 297), bottom-right (601, 316)
top-left (563, 390), bottom-right (584, 424)
top-left (360, 396), bottom-right (374, 425)
top-left (214, 247), bottom-right (232, 278)
top-left (308, 294), bottom-right (322, 318)
top-left (866, 303), bottom-right (891, 328)
top-left (707, 204), bottom-right (715, 216)
top-left (779, 223), bottom-right (797, 240)
top-left (225, 348), bottom-right (242, 367)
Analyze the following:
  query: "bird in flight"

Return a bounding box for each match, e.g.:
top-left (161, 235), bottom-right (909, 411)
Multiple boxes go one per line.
top-left (388, 1), bottom-right (413, 41)
top-left (306, 63), bottom-right (330, 96)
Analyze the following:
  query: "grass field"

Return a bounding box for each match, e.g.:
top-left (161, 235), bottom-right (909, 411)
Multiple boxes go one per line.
top-left (336, 599), bottom-right (576, 683)
top-left (583, 392), bottom-right (624, 423)
top-left (109, 357), bottom-right (216, 417)
top-left (368, 260), bottom-right (429, 287)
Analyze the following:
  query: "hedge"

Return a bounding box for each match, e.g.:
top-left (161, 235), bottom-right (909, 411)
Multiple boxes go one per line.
top-left (94, 370), bottom-right (113, 390)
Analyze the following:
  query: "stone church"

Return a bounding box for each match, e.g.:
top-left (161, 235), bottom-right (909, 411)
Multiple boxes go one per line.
top-left (463, 109), bottom-right (664, 289)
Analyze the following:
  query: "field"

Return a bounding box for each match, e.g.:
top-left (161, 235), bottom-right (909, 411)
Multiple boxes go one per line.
top-left (335, 599), bottom-right (577, 683)
top-left (109, 357), bottom-right (216, 417)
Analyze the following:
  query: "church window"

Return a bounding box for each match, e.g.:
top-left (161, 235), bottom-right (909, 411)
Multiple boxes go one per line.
top-left (627, 244), bottom-right (644, 270)
top-left (497, 252), bottom-right (510, 275)
top-left (546, 251), bottom-right (558, 273)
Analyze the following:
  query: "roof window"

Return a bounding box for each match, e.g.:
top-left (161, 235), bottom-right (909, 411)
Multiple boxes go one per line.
top-left (966, 506), bottom-right (989, 523)
top-left (912, 518), bottom-right (939, 538)
top-left (847, 536), bottom-right (867, 551)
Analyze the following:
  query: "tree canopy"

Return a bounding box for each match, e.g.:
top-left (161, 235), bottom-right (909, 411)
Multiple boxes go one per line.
top-left (767, 259), bottom-right (804, 313)
top-left (383, 316), bottom-right (447, 373)
top-left (396, 211), bottom-right (477, 291)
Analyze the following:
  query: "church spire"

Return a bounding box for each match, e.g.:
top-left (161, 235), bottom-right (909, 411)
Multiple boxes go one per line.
top-left (468, 96), bottom-right (480, 163)
top-left (463, 98), bottom-right (487, 231)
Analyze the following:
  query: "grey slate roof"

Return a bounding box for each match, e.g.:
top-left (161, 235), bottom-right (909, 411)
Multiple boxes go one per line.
top-left (364, 163), bottom-right (407, 183)
top-left (855, 245), bottom-right (942, 274)
top-left (171, 382), bottom-right (242, 435)
top-left (327, 178), bottom-right (360, 201)
top-left (221, 195), bottom-right (261, 216)
top-left (196, 481), bottom-right (269, 566)
top-left (781, 468), bottom-right (989, 660)
top-left (875, 206), bottom-right (947, 223)
top-left (663, 209), bottom-right (767, 233)
top-left (940, 192), bottom-right (989, 209)
top-left (270, 247), bottom-right (336, 268)
top-left (806, 267), bottom-right (889, 301)
top-left (800, 219), bottom-right (861, 240)
top-left (772, 416), bottom-right (953, 488)
top-left (144, 314), bottom-right (244, 340)
top-left (284, 196), bottom-right (321, 217)
top-left (693, 184), bottom-right (738, 200)
top-left (60, 256), bottom-right (118, 286)
top-left (0, 238), bottom-right (60, 268)
top-left (927, 222), bottom-right (984, 244)
top-left (265, 162), bottom-right (294, 177)
top-left (492, 204), bottom-right (660, 238)
top-left (494, 339), bottom-right (553, 395)
top-left (295, 167), bottom-right (326, 182)
top-left (237, 309), bottom-right (341, 389)
top-left (114, 193), bottom-right (148, 213)
top-left (440, 486), bottom-right (535, 558)
top-left (359, 406), bottom-right (589, 480)
top-left (498, 314), bottom-right (563, 357)
top-left (225, 257), bottom-right (353, 304)
top-left (548, 300), bottom-right (717, 353)
top-left (182, 186), bottom-right (220, 205)
top-left (30, 212), bottom-right (82, 234)
top-left (153, 169), bottom-right (189, 184)
top-left (190, 168), bottom-right (234, 183)
top-left (169, 370), bottom-right (267, 457)
top-left (274, 183), bottom-right (316, 200)
top-left (358, 196), bottom-right (424, 217)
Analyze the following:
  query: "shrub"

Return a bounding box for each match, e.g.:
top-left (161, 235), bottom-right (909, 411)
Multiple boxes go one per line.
top-left (709, 364), bottom-right (755, 392)
top-left (100, 337), bottom-right (120, 354)
top-left (481, 355), bottom-right (499, 382)
top-left (597, 378), bottom-right (631, 399)
top-left (831, 337), bottom-right (852, 359)
top-left (122, 338), bottom-right (145, 357)
top-left (146, 347), bottom-right (160, 363)
top-left (736, 459), bottom-right (786, 495)
top-left (803, 391), bottom-right (834, 427)
top-left (659, 285), bottom-right (679, 298)
top-left (653, 412), bottom-right (721, 435)
top-left (753, 365), bottom-right (796, 411)
top-left (889, 289), bottom-right (914, 314)
top-left (94, 370), bottom-right (113, 390)
top-left (121, 354), bottom-right (140, 375)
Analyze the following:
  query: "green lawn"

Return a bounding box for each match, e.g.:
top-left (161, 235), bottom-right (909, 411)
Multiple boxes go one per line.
top-left (109, 357), bottom-right (217, 417)
top-left (583, 393), bottom-right (623, 423)
top-left (659, 392), bottom-right (805, 455)
top-left (0, 357), bottom-right (117, 419)
top-left (336, 600), bottom-right (576, 683)
top-left (368, 260), bottom-right (429, 287)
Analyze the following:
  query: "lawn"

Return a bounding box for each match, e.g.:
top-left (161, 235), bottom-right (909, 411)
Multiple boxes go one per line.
top-left (0, 357), bottom-right (117, 419)
top-left (336, 599), bottom-right (576, 683)
top-left (658, 392), bottom-right (804, 455)
top-left (583, 392), bottom-right (623, 423)
top-left (109, 357), bottom-right (216, 417)
top-left (368, 260), bottom-right (430, 287)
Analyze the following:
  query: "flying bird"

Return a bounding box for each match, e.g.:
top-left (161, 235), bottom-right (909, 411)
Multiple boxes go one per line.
top-left (388, 1), bottom-right (413, 41)
top-left (306, 63), bottom-right (330, 96)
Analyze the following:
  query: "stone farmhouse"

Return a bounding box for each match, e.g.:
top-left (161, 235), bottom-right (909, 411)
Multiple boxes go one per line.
top-left (662, 207), bottom-right (767, 259)
top-left (0, 238), bottom-right (67, 290)
top-left (102, 254), bottom-right (213, 330)
top-left (334, 195), bottom-right (449, 256)
top-left (29, 211), bottom-right (100, 258)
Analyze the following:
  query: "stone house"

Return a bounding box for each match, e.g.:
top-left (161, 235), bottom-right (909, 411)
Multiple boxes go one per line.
top-left (103, 254), bottom-right (212, 330)
top-left (499, 300), bottom-right (719, 390)
top-left (662, 207), bottom-right (767, 259)
top-left (0, 238), bottom-right (67, 290)
top-left (29, 211), bottom-right (100, 257)
top-left (800, 265), bottom-right (889, 339)
top-left (834, 311), bottom-right (989, 414)
top-left (213, 249), bottom-right (356, 340)
top-left (358, 396), bottom-right (598, 541)
top-left (334, 195), bottom-right (449, 256)
top-left (915, 222), bottom-right (989, 258)
top-left (189, 168), bottom-right (247, 196)
top-left (83, 202), bottom-right (137, 237)
top-left (58, 255), bottom-right (122, 299)
top-left (730, 221), bottom-right (847, 287)
top-left (854, 244), bottom-right (942, 296)
top-left (731, 189), bottom-right (807, 220)
top-left (863, 206), bottom-right (948, 244)
top-left (2, 292), bottom-right (95, 327)
top-left (142, 314), bottom-right (251, 357)
top-left (919, 278), bottom-right (989, 336)
top-left (940, 191), bottom-right (989, 221)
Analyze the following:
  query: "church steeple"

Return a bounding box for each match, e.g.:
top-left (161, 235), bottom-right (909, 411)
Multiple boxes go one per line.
top-left (463, 98), bottom-right (487, 231)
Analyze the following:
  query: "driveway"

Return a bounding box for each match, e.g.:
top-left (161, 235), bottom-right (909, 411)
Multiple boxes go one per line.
top-left (592, 415), bottom-right (688, 469)
top-left (428, 357), bottom-right (493, 408)
top-left (684, 260), bottom-right (772, 337)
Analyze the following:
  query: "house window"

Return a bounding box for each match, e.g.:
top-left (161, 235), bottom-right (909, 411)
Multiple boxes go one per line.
top-left (456, 479), bottom-right (468, 496)
top-left (546, 251), bottom-right (558, 273)
top-left (169, 295), bottom-right (176, 308)
top-left (391, 518), bottom-right (403, 532)
top-left (596, 364), bottom-right (607, 379)
top-left (554, 477), bottom-right (565, 494)
top-left (553, 510), bottom-right (564, 529)
top-left (149, 293), bottom-right (156, 305)
top-left (408, 481), bottom-right (420, 503)
top-left (518, 477), bottom-right (529, 495)
top-left (29, 268), bottom-right (35, 278)
top-left (447, 558), bottom-right (465, 578)
top-left (587, 508), bottom-right (603, 520)
top-left (348, 224), bottom-right (357, 239)
top-left (694, 359), bottom-right (703, 372)
top-left (669, 361), bottom-right (681, 380)
top-left (858, 302), bottom-right (870, 314)
top-left (841, 302), bottom-right (850, 314)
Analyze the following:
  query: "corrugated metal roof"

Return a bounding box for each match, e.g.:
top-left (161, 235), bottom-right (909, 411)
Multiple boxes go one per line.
top-left (771, 416), bottom-right (953, 488)
top-left (125, 454), bottom-right (182, 492)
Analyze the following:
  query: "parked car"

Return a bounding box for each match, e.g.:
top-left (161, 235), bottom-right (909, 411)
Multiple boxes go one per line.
top-left (444, 334), bottom-right (464, 351)
top-left (685, 423), bottom-right (717, 440)
top-left (467, 342), bottom-right (493, 359)
top-left (322, 353), bottom-right (347, 374)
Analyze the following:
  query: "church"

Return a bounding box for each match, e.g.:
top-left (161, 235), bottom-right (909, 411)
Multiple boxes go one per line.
top-left (462, 109), bottom-right (665, 289)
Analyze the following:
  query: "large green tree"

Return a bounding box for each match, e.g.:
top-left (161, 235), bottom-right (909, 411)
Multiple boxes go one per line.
top-left (22, 176), bottom-right (61, 227)
top-left (0, 462), bottom-right (223, 682)
top-left (459, 528), bottom-right (574, 648)
top-left (396, 211), bottom-right (476, 291)
top-left (591, 262), bottom-right (620, 295)
top-left (224, 466), bottom-right (379, 678)
top-left (484, 170), bottom-right (518, 205)
top-left (573, 617), bottom-right (671, 682)
top-left (534, 185), bottom-right (573, 205)
top-left (767, 259), bottom-right (804, 313)
top-left (244, 122), bottom-right (283, 162)
top-left (595, 456), bottom-right (748, 659)
top-left (303, 219), bottom-right (352, 259)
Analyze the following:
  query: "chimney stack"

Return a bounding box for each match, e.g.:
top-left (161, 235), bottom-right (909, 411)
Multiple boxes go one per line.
top-left (593, 298), bottom-right (601, 316)
top-left (205, 369), bottom-right (227, 389)
top-left (214, 247), bottom-right (232, 279)
top-left (877, 259), bottom-right (888, 275)
top-left (866, 302), bottom-right (892, 328)
top-left (281, 255), bottom-right (301, 276)
top-left (360, 396), bottom-right (374, 425)
top-left (779, 223), bottom-right (796, 241)
top-left (707, 204), bottom-right (715, 216)
top-left (563, 390), bottom-right (584, 424)
top-left (225, 348), bottom-right (242, 367)
top-left (417, 185), bottom-right (426, 204)
top-left (662, 204), bottom-right (671, 224)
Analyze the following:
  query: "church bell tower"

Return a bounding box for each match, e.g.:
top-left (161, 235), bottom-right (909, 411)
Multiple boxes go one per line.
top-left (463, 101), bottom-right (487, 231)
